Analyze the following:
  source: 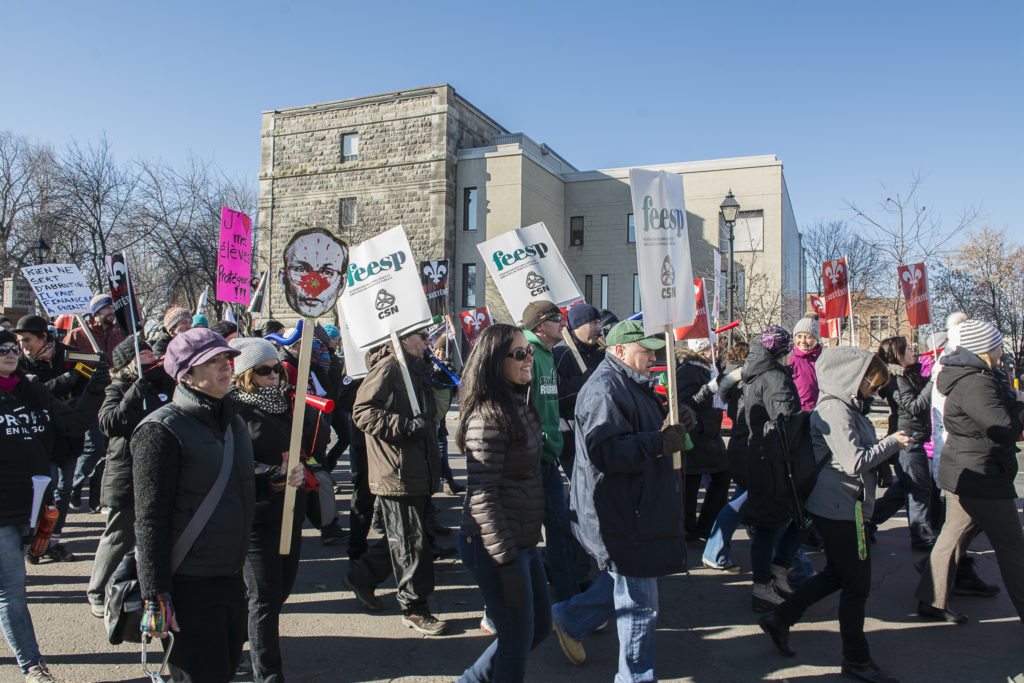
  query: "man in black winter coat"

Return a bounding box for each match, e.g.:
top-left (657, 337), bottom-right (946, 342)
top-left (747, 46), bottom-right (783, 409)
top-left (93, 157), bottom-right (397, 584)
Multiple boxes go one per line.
top-left (553, 304), bottom-right (605, 479)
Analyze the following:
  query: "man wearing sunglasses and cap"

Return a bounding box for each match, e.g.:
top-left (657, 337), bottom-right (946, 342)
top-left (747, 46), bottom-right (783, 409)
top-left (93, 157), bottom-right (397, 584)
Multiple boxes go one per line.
top-left (521, 299), bottom-right (579, 604)
top-left (552, 320), bottom-right (695, 681)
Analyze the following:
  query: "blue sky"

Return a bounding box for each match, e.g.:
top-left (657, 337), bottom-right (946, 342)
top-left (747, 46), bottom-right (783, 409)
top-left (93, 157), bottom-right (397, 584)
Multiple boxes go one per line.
top-left (3, 1), bottom-right (1021, 243)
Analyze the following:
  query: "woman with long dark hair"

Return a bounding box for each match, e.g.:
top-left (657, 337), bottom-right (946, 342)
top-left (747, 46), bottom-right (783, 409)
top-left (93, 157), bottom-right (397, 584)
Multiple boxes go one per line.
top-left (456, 324), bottom-right (549, 682)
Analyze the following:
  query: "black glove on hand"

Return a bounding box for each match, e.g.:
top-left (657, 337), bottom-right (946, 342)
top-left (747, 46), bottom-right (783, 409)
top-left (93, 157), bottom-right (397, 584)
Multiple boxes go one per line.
top-left (87, 361), bottom-right (110, 392)
top-left (678, 405), bottom-right (697, 432)
top-left (497, 561), bottom-right (525, 609)
top-left (660, 418), bottom-right (689, 457)
top-left (405, 415), bottom-right (431, 438)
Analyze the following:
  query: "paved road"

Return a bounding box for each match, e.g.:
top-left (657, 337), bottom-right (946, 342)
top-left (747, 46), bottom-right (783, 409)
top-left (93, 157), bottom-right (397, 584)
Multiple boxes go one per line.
top-left (6, 435), bottom-right (1024, 682)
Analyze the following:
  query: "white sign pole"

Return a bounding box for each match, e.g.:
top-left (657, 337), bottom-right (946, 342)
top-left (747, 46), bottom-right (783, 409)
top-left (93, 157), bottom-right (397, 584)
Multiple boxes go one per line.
top-left (390, 331), bottom-right (422, 415)
top-left (561, 328), bottom-right (587, 372)
top-left (73, 315), bottom-right (101, 353)
top-left (664, 325), bottom-right (681, 469)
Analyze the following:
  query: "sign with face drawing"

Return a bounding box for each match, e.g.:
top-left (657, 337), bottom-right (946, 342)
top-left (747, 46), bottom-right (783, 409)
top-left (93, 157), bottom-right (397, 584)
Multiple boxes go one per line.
top-left (279, 228), bottom-right (350, 318)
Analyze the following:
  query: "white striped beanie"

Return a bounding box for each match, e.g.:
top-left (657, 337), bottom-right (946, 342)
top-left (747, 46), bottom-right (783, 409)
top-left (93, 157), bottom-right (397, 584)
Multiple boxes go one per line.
top-left (956, 320), bottom-right (1002, 356)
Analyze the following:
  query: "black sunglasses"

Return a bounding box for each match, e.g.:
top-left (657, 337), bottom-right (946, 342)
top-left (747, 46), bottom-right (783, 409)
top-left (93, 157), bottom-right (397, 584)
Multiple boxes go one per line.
top-left (0, 344), bottom-right (19, 356)
top-left (252, 363), bottom-right (283, 377)
top-left (506, 346), bottom-right (535, 361)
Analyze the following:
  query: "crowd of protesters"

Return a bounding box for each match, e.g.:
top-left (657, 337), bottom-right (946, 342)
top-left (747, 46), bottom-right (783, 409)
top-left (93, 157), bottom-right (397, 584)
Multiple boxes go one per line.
top-left (0, 293), bottom-right (1022, 683)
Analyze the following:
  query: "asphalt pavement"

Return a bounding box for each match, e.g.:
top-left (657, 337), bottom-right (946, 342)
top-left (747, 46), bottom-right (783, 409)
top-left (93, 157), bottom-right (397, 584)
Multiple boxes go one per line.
top-left (6, 425), bottom-right (1024, 683)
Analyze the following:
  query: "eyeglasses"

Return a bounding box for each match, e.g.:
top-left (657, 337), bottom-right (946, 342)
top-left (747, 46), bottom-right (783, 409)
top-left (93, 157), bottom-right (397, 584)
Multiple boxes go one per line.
top-left (0, 344), bottom-right (19, 356)
top-left (507, 346), bottom-right (535, 361)
top-left (252, 363), bottom-right (283, 377)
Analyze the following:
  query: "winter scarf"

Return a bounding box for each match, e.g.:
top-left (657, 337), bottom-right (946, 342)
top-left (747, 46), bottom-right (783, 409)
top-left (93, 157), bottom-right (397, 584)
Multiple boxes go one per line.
top-left (231, 385), bottom-right (290, 415)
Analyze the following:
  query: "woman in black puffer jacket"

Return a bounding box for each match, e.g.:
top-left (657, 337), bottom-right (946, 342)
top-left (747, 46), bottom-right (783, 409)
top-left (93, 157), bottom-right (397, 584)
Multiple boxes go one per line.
top-left (87, 336), bottom-right (175, 615)
top-left (675, 339), bottom-right (729, 542)
top-left (870, 336), bottom-right (941, 550)
top-left (456, 324), bottom-right (548, 683)
top-left (229, 337), bottom-right (320, 683)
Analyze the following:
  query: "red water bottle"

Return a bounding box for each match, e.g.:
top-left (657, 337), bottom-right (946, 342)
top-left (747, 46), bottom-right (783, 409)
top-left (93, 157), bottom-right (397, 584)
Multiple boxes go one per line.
top-left (28, 506), bottom-right (59, 559)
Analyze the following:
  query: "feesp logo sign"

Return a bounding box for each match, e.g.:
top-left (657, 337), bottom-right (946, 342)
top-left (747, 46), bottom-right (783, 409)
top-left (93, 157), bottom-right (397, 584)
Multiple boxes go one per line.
top-left (491, 243), bottom-right (549, 272)
top-left (347, 251), bottom-right (408, 287)
top-left (374, 289), bottom-right (398, 319)
top-left (642, 195), bottom-right (686, 238)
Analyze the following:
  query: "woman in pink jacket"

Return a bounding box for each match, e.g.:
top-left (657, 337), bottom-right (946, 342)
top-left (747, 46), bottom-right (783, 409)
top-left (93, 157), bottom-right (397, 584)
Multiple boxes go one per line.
top-left (790, 314), bottom-right (822, 412)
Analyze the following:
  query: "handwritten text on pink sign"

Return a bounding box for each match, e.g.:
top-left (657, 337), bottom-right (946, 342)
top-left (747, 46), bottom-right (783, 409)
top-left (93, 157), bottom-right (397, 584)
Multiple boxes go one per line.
top-left (217, 207), bottom-right (253, 304)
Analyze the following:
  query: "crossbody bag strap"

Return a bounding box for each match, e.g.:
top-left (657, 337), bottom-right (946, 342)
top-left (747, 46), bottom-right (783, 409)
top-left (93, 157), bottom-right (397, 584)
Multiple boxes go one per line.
top-left (170, 425), bottom-right (235, 573)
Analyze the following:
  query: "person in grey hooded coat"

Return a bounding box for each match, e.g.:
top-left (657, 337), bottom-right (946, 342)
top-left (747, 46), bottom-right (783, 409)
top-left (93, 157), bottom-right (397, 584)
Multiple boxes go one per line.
top-left (758, 346), bottom-right (913, 683)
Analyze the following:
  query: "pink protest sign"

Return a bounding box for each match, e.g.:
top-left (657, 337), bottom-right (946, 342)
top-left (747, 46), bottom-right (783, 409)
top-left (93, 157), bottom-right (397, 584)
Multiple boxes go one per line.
top-left (217, 207), bottom-right (253, 304)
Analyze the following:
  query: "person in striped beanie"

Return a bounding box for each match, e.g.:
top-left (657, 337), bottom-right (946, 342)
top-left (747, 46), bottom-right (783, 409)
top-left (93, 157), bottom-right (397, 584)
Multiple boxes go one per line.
top-left (916, 319), bottom-right (1024, 625)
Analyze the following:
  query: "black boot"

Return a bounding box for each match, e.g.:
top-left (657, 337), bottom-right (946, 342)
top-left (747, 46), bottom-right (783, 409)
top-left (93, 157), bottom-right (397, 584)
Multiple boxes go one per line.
top-left (841, 659), bottom-right (899, 683)
top-left (953, 557), bottom-right (1000, 596)
top-left (917, 601), bottom-right (968, 624)
top-left (757, 612), bottom-right (796, 657)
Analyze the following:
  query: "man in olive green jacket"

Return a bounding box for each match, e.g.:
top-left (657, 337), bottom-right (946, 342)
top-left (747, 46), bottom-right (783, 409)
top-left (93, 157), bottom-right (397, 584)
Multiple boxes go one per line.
top-left (522, 299), bottom-right (578, 601)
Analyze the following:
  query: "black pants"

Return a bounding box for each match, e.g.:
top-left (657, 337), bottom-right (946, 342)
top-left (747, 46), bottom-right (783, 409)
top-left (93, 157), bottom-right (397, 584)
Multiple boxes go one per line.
top-left (243, 521), bottom-right (302, 683)
top-left (870, 444), bottom-right (942, 546)
top-left (774, 514), bottom-right (872, 663)
top-left (167, 575), bottom-right (248, 683)
top-left (346, 424), bottom-right (375, 561)
top-left (683, 471), bottom-right (731, 538)
top-left (348, 495), bottom-right (434, 612)
top-left (325, 408), bottom-right (352, 473)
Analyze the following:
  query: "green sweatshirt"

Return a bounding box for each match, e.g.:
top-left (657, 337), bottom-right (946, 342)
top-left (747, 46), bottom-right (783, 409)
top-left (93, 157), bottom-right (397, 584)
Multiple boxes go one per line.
top-left (524, 330), bottom-right (563, 464)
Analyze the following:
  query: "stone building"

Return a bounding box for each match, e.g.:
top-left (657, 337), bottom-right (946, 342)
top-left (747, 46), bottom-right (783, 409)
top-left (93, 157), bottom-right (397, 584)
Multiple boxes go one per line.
top-left (259, 84), bottom-right (805, 327)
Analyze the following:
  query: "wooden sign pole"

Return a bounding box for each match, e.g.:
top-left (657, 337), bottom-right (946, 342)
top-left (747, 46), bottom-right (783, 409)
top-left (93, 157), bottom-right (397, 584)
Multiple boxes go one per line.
top-left (560, 327), bottom-right (587, 373)
top-left (390, 330), bottom-right (422, 415)
top-left (664, 324), bottom-right (682, 470)
top-left (73, 315), bottom-right (101, 353)
top-left (279, 319), bottom-right (314, 555)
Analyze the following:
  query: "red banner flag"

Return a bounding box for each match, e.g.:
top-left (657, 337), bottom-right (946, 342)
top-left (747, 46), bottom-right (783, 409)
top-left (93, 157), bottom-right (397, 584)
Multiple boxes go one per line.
top-left (674, 279), bottom-right (710, 341)
top-left (821, 257), bottom-right (850, 320)
top-left (460, 307), bottom-right (493, 347)
top-left (809, 296), bottom-right (831, 338)
top-left (898, 262), bottom-right (931, 327)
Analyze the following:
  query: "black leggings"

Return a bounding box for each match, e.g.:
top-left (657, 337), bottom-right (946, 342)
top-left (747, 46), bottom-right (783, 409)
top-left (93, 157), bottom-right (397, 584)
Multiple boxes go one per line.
top-left (774, 514), bottom-right (872, 663)
top-left (167, 575), bottom-right (248, 683)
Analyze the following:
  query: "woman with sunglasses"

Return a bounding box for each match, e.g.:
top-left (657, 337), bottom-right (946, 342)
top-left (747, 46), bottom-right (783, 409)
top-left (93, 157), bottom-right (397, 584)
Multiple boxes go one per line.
top-left (759, 347), bottom-right (914, 683)
top-left (228, 337), bottom-right (313, 683)
top-left (456, 324), bottom-right (548, 683)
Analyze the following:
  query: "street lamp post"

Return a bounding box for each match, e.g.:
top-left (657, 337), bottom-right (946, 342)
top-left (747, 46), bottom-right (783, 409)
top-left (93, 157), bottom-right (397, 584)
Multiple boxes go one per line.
top-left (30, 235), bottom-right (51, 316)
top-left (720, 190), bottom-right (740, 343)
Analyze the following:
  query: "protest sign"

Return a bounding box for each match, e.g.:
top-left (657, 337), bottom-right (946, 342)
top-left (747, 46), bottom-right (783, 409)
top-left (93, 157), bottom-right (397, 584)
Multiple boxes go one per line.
top-left (898, 262), bottom-right (931, 327)
top-left (20, 264), bottom-right (93, 317)
top-left (674, 279), bottom-right (710, 341)
top-left (420, 260), bottom-right (449, 317)
top-left (216, 207), bottom-right (253, 305)
top-left (629, 168), bottom-right (696, 469)
top-left (337, 313), bottom-right (368, 380)
top-left (629, 168), bottom-right (696, 338)
top-left (809, 295), bottom-right (837, 338)
top-left (459, 306), bottom-right (492, 347)
top-left (278, 227), bottom-right (350, 556)
top-left (477, 222), bottom-right (582, 324)
top-left (104, 254), bottom-right (143, 335)
top-left (339, 226), bottom-right (433, 350)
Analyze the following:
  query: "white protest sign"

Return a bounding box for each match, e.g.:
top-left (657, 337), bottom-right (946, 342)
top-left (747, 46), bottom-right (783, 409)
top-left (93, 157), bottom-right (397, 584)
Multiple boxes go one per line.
top-left (337, 311), bottom-right (369, 379)
top-left (476, 222), bottom-right (582, 324)
top-left (20, 264), bottom-right (94, 316)
top-left (629, 169), bottom-right (696, 337)
top-left (338, 226), bottom-right (433, 350)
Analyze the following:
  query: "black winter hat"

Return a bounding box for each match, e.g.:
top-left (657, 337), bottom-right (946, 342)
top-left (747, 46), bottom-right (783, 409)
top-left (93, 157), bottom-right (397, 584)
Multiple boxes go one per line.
top-left (112, 335), bottom-right (151, 371)
top-left (14, 315), bottom-right (50, 335)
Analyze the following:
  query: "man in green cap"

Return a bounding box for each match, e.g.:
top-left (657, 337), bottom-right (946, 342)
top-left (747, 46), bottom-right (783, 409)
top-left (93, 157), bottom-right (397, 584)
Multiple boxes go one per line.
top-left (520, 299), bottom-right (578, 602)
top-left (551, 319), bottom-right (695, 681)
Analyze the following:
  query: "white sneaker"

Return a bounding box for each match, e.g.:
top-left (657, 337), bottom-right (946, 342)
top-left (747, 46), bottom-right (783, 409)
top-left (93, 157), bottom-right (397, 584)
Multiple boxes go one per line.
top-left (752, 581), bottom-right (785, 612)
top-left (771, 565), bottom-right (793, 596)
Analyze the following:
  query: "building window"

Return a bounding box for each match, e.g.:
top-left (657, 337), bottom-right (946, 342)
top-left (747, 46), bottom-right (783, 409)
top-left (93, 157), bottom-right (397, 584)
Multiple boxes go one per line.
top-left (462, 263), bottom-right (477, 307)
top-left (340, 133), bottom-right (359, 162)
top-left (869, 315), bottom-right (890, 337)
top-left (632, 274), bottom-right (641, 313)
top-left (339, 197), bottom-right (357, 230)
top-left (600, 275), bottom-right (609, 310)
top-left (725, 209), bottom-right (764, 252)
top-left (627, 213), bottom-right (635, 243)
top-left (463, 188), bottom-right (478, 231)
top-left (570, 216), bottom-right (584, 246)
top-left (584, 275), bottom-right (593, 304)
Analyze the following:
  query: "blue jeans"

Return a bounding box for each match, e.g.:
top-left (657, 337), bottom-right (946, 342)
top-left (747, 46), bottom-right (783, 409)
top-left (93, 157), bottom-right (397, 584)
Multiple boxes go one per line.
top-left (541, 461), bottom-right (578, 601)
top-left (750, 522), bottom-right (804, 584)
top-left (458, 533), bottom-right (550, 682)
top-left (702, 488), bottom-right (745, 566)
top-left (552, 571), bottom-right (659, 683)
top-left (437, 424), bottom-right (455, 483)
top-left (0, 525), bottom-right (42, 674)
top-left (49, 457), bottom-right (75, 538)
top-left (72, 423), bottom-right (106, 509)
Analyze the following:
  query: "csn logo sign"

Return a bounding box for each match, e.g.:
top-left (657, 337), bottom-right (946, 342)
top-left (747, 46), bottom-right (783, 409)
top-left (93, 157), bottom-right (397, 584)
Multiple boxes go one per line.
top-left (659, 256), bottom-right (676, 299)
top-left (525, 271), bottom-right (549, 297)
top-left (490, 243), bottom-right (549, 272)
top-left (347, 251), bottom-right (408, 288)
top-left (374, 289), bottom-right (398, 319)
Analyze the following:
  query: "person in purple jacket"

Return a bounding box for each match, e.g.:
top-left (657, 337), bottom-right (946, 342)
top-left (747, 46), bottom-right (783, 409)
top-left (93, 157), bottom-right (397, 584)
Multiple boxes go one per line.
top-left (790, 314), bottom-right (822, 412)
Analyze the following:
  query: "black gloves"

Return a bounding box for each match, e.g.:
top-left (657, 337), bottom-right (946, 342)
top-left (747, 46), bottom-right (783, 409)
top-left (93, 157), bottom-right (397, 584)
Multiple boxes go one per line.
top-left (405, 414), bottom-right (432, 438)
top-left (660, 422), bottom-right (689, 457)
top-left (86, 361), bottom-right (110, 394)
top-left (497, 561), bottom-right (525, 609)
